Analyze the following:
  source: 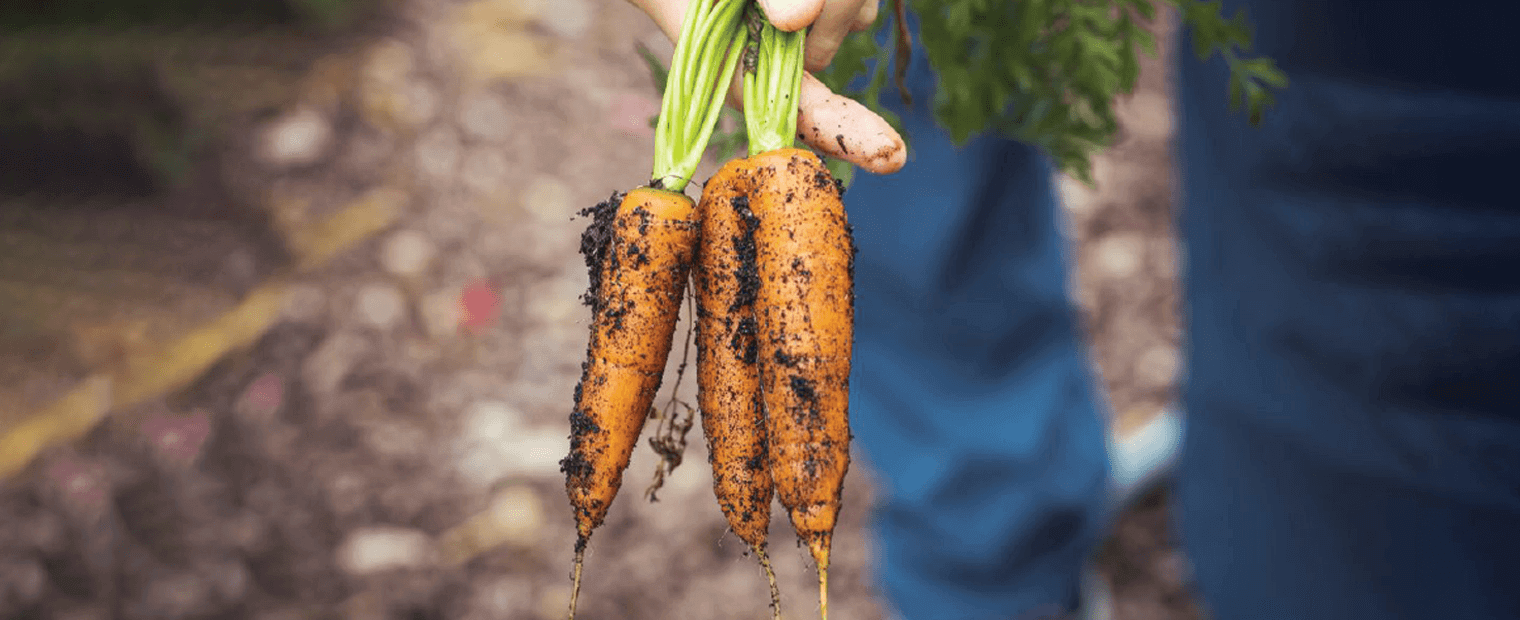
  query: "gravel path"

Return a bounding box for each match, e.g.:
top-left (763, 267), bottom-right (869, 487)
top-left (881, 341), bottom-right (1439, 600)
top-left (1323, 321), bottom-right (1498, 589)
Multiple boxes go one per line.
top-left (0, 2), bottom-right (1202, 619)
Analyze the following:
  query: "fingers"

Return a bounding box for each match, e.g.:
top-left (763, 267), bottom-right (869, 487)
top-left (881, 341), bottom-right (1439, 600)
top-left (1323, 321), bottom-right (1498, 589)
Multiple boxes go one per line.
top-left (848, 0), bottom-right (879, 32)
top-left (759, 0), bottom-right (826, 32)
top-left (796, 73), bottom-right (905, 174)
top-left (803, 0), bottom-right (875, 72)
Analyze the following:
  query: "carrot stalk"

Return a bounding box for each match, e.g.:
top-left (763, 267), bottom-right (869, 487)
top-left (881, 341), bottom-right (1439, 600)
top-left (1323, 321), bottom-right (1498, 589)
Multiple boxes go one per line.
top-left (740, 12), bottom-right (852, 619)
top-left (653, 0), bottom-right (749, 192)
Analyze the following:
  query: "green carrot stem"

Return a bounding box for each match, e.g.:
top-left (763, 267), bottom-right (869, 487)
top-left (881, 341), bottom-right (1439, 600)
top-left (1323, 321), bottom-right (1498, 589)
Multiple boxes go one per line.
top-left (743, 4), bottom-right (805, 157)
top-left (651, 0), bottom-right (748, 193)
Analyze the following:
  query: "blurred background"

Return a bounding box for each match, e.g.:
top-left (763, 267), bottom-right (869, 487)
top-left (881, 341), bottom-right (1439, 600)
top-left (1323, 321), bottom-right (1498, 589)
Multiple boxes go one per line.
top-left (0, 0), bottom-right (1194, 618)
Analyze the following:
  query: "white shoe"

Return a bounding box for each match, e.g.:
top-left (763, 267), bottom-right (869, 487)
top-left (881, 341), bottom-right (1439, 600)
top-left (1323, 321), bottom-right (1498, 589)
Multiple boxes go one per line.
top-left (1078, 407), bottom-right (1185, 620)
top-left (1108, 407), bottom-right (1184, 507)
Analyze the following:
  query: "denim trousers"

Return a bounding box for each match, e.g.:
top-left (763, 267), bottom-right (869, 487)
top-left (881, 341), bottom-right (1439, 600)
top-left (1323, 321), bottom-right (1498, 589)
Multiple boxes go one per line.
top-left (843, 2), bottom-right (1520, 618)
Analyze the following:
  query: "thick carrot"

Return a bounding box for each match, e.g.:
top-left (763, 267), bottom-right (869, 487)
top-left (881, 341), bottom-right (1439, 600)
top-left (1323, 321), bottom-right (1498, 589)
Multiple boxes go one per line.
top-left (739, 11), bottom-right (858, 619)
top-left (748, 147), bottom-right (854, 619)
top-left (562, 186), bottom-right (697, 616)
top-left (694, 158), bottom-right (783, 616)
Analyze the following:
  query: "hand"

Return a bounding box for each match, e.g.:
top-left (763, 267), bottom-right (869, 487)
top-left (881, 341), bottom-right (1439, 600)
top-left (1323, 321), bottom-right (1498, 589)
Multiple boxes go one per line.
top-left (626, 0), bottom-right (906, 174)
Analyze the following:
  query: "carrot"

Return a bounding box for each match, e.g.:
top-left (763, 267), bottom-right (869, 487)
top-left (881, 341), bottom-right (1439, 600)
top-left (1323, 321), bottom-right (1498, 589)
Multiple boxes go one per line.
top-left (740, 14), bottom-right (856, 620)
top-left (750, 147), bottom-right (854, 620)
top-left (560, 0), bottom-right (749, 617)
top-left (563, 187), bottom-right (698, 613)
top-left (694, 158), bottom-right (783, 616)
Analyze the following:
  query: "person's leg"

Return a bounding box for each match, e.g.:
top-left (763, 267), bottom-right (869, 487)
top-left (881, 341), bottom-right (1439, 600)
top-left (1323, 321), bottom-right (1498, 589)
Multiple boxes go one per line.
top-left (1176, 2), bottom-right (1520, 619)
top-left (841, 18), bottom-right (1111, 620)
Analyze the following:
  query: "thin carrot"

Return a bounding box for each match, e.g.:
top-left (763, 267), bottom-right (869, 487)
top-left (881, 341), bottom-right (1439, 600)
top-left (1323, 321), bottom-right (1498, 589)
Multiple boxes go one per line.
top-left (694, 158), bottom-right (783, 617)
top-left (560, 0), bottom-right (748, 617)
top-left (559, 0), bottom-right (747, 613)
top-left (563, 187), bottom-right (697, 616)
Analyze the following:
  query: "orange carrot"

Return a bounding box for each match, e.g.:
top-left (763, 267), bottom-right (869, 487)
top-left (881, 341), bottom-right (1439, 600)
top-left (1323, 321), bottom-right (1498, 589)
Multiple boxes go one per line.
top-left (748, 147), bottom-right (854, 620)
top-left (562, 187), bottom-right (697, 617)
top-left (694, 158), bottom-right (782, 616)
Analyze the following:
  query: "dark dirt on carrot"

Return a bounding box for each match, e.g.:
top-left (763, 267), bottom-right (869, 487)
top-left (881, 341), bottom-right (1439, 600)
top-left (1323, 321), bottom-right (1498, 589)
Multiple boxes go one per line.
top-left (578, 192), bottom-right (623, 308)
top-left (730, 195), bottom-right (760, 312)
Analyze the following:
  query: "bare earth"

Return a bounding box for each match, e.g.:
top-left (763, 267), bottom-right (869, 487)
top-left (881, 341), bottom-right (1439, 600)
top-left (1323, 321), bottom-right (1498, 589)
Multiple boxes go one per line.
top-left (0, 2), bottom-right (1204, 619)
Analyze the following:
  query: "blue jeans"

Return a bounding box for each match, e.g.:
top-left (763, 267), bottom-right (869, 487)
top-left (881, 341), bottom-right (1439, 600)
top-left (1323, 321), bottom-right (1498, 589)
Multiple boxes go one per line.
top-left (844, 2), bottom-right (1520, 619)
top-left (844, 24), bottom-right (1111, 619)
top-left (1175, 2), bottom-right (1520, 619)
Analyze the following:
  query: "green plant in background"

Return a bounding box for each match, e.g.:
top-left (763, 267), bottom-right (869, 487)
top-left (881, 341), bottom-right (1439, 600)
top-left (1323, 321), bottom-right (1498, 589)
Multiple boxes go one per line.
top-left (644, 0), bottom-right (1286, 188)
top-left (823, 0), bottom-right (1287, 185)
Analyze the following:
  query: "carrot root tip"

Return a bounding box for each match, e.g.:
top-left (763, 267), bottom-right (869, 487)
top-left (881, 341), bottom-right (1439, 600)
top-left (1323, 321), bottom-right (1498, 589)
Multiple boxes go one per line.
top-left (568, 547), bottom-right (586, 620)
top-left (818, 566), bottom-right (829, 620)
top-left (758, 546), bottom-right (782, 620)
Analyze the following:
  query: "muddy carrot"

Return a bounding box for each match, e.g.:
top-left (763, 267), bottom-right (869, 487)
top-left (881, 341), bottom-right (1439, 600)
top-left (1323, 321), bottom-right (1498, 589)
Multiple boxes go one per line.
top-left (560, 0), bottom-right (748, 617)
top-left (562, 187), bottom-right (698, 614)
top-left (694, 158), bottom-right (783, 617)
top-left (741, 14), bottom-right (856, 620)
top-left (750, 147), bottom-right (854, 620)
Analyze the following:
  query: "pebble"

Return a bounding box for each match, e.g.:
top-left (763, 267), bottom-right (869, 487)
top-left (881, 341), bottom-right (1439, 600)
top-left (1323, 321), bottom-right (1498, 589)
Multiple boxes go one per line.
top-left (380, 230), bottom-right (437, 277)
top-left (459, 92), bottom-right (512, 141)
top-left (442, 485), bottom-right (546, 563)
top-left (416, 127), bottom-right (462, 183)
top-left (354, 282), bottom-right (408, 330)
top-left (420, 287), bottom-right (464, 339)
top-left (0, 557), bottom-right (45, 607)
top-left (327, 472), bottom-right (370, 519)
top-left (535, 585), bottom-right (573, 620)
top-left (462, 401), bottom-right (524, 444)
top-left (364, 38), bottom-right (416, 88)
top-left (281, 283), bottom-right (328, 324)
top-left (488, 485), bottom-right (544, 545)
top-left (366, 420), bottom-right (428, 461)
top-left (139, 572), bottom-right (211, 619)
top-left (1135, 344), bottom-right (1180, 389)
top-left (1094, 233), bottom-right (1145, 280)
top-left (336, 527), bottom-right (438, 576)
top-left (526, 276), bottom-right (585, 327)
top-left (423, 198), bottom-right (479, 246)
top-left (455, 442), bottom-right (513, 488)
top-left (528, 0), bottom-right (591, 39)
top-left (258, 108), bottom-right (332, 168)
top-left (471, 577), bottom-right (536, 617)
top-left (303, 333), bottom-right (367, 399)
top-left (45, 456), bottom-right (111, 517)
top-left (504, 426), bottom-right (572, 477)
top-left (461, 146), bottom-right (510, 195)
top-left (403, 81), bottom-right (442, 129)
top-left (522, 174), bottom-right (573, 223)
top-left (236, 373), bottom-right (285, 426)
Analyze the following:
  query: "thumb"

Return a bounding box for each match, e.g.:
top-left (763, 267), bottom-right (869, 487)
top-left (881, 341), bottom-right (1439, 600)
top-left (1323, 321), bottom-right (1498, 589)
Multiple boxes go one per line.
top-left (759, 0), bottom-right (825, 32)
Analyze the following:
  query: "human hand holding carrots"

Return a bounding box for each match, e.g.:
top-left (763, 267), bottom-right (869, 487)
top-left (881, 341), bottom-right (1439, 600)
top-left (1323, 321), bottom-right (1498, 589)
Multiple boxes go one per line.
top-left (626, 0), bottom-right (907, 174)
